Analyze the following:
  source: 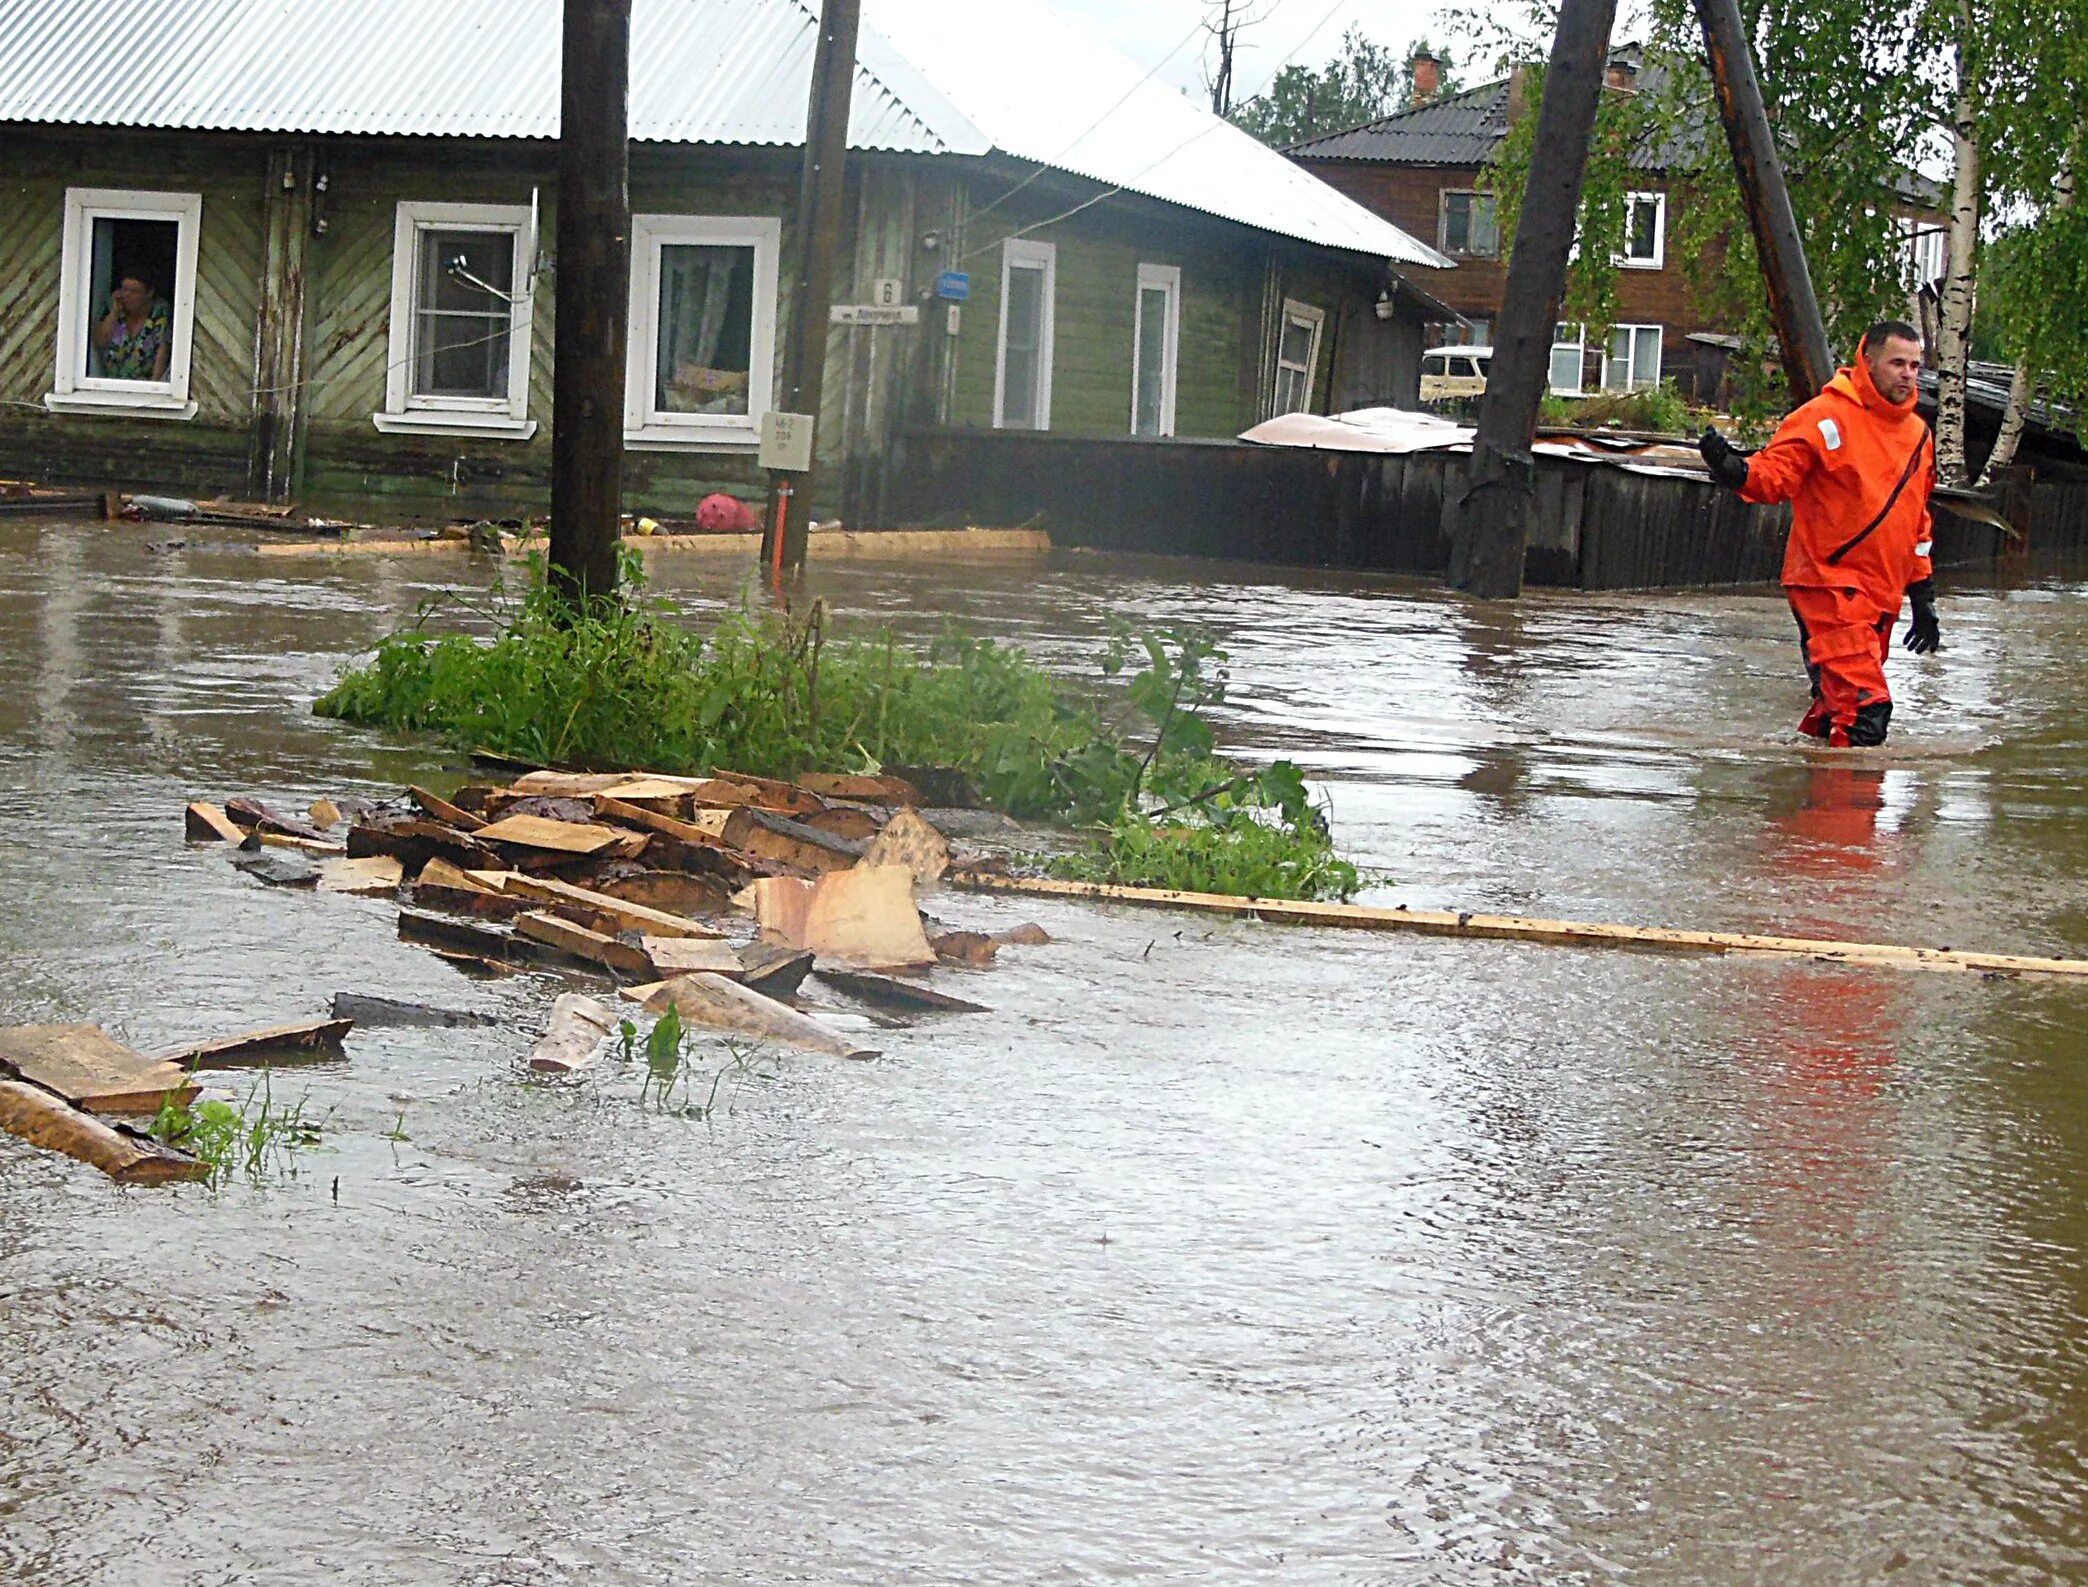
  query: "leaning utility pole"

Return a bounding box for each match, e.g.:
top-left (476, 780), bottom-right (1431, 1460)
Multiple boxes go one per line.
top-left (1445, 0), bottom-right (1618, 600)
top-left (762, 0), bottom-right (862, 578)
top-left (1693, 0), bottom-right (1834, 403)
top-left (548, 0), bottom-right (632, 606)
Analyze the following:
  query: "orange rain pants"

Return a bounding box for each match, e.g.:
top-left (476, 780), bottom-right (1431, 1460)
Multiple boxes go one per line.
top-left (1788, 587), bottom-right (1895, 746)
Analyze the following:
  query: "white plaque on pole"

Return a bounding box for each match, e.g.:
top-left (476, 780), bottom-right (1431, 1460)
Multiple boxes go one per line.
top-left (759, 411), bottom-right (815, 473)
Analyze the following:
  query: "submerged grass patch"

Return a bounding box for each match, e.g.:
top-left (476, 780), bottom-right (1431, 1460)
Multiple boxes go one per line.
top-left (316, 555), bottom-right (1361, 900)
top-left (150, 1069), bottom-right (325, 1186)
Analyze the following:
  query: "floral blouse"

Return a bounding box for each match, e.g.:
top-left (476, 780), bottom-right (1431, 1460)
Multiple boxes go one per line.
top-left (101, 298), bottom-right (170, 381)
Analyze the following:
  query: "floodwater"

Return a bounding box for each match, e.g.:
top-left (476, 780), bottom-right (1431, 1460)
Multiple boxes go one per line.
top-left (2, 518), bottom-right (2085, 1586)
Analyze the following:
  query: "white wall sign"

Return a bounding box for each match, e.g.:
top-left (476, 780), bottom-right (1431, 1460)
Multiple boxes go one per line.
top-left (830, 304), bottom-right (921, 326)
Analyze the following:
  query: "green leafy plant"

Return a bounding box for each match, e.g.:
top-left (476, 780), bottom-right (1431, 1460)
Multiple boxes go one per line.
top-left (317, 560), bottom-right (1366, 900)
top-left (150, 1069), bottom-right (325, 1185)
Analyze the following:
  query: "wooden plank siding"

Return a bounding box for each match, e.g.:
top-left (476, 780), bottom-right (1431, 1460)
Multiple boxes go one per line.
top-left (0, 130), bottom-right (271, 491)
top-left (0, 127), bottom-right (1413, 522)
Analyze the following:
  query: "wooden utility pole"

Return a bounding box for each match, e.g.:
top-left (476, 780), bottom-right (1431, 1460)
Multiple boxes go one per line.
top-left (1445, 0), bottom-right (1617, 599)
top-left (549, 0), bottom-right (632, 606)
top-left (762, 0), bottom-right (862, 577)
top-left (1693, 0), bottom-right (1834, 403)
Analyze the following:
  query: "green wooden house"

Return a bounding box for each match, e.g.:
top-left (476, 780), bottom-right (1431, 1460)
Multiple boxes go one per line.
top-left (0, 0), bottom-right (1453, 520)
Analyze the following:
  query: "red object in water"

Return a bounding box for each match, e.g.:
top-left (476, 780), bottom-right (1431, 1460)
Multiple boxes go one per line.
top-left (695, 493), bottom-right (760, 533)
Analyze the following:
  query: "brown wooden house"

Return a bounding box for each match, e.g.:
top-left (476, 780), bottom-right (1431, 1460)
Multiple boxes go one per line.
top-left (1288, 47), bottom-right (1948, 404)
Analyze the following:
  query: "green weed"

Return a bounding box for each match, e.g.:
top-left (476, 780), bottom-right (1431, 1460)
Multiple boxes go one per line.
top-left (621, 1006), bottom-right (779, 1116)
top-left (150, 1069), bottom-right (326, 1186)
top-left (316, 557), bottom-right (1362, 898)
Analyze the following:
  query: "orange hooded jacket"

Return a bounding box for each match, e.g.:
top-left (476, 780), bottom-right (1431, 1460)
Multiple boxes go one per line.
top-left (1739, 345), bottom-right (1935, 608)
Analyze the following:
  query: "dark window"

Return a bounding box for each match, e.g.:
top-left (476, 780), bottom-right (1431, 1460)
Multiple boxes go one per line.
top-left (1441, 192), bottom-right (1499, 259)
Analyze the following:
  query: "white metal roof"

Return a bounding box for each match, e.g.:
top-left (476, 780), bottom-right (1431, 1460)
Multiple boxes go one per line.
top-left (0, 0), bottom-right (1450, 266)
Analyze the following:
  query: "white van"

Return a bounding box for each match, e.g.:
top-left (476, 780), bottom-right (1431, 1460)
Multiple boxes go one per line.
top-left (1420, 345), bottom-right (1491, 404)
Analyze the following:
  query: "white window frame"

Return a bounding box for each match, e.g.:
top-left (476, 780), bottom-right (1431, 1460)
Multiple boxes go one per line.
top-left (1130, 262), bottom-right (1181, 437)
top-left (1619, 190), bottom-right (1666, 270)
top-left (47, 187), bottom-right (203, 421)
top-left (1272, 298), bottom-right (1326, 416)
top-left (1549, 322), bottom-right (1588, 396)
top-left (624, 213), bottom-right (781, 450)
top-left (1602, 323), bottom-right (1664, 391)
top-left (1438, 189), bottom-right (1500, 259)
top-left (994, 239), bottom-right (1057, 431)
top-left (377, 200), bottom-right (538, 439)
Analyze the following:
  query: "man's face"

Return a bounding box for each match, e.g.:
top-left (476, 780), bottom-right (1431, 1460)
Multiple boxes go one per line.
top-left (1866, 335), bottom-right (1924, 405)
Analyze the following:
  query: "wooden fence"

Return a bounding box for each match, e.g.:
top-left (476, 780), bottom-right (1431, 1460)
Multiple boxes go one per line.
top-left (862, 429), bottom-right (2087, 590)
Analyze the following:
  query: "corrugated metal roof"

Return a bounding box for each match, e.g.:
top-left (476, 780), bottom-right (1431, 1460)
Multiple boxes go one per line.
top-left (1289, 81), bottom-right (1512, 168)
top-left (0, 0), bottom-right (1449, 265)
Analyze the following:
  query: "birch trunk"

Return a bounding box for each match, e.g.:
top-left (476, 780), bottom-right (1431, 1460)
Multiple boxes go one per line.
top-left (1977, 142), bottom-right (2076, 487)
top-left (1934, 28), bottom-right (1981, 488)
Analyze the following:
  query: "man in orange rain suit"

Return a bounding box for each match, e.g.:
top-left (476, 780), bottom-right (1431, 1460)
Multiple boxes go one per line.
top-left (1698, 320), bottom-right (1942, 746)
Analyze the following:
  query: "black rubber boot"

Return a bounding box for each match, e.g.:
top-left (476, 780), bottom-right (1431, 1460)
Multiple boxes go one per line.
top-left (1847, 700), bottom-right (1893, 747)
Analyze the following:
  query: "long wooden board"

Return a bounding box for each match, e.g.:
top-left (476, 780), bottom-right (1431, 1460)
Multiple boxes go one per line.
top-left (946, 872), bottom-right (2088, 981)
top-left (0, 1025), bottom-right (199, 1114)
top-left (0, 1080), bottom-right (207, 1185)
top-left (474, 813), bottom-right (628, 855)
top-left (513, 911), bottom-right (654, 976)
top-left (156, 1019), bottom-right (353, 1069)
top-left (501, 873), bottom-right (724, 940)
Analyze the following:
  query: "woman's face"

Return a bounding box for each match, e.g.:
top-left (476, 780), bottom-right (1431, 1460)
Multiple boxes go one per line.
top-left (115, 276), bottom-right (153, 315)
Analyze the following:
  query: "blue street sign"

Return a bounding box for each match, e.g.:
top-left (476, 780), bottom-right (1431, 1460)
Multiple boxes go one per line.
top-left (935, 270), bottom-right (971, 302)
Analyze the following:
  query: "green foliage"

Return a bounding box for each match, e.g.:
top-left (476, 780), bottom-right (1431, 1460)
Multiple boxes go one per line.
top-left (150, 1070), bottom-right (324, 1186)
top-left (622, 1007), bottom-right (780, 1117)
top-left (1054, 806), bottom-right (1360, 902)
top-left (316, 561), bottom-right (1363, 895)
top-left (1232, 28), bottom-right (1456, 148)
top-left (1539, 379), bottom-right (1693, 434)
top-left (1483, 58), bottom-right (1655, 343)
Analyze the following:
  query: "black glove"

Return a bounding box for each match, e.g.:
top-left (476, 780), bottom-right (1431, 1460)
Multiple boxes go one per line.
top-left (1904, 578), bottom-right (1941, 654)
top-left (1698, 429), bottom-right (1751, 491)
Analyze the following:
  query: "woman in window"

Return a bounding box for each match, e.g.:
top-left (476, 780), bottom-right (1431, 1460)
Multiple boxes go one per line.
top-left (92, 265), bottom-right (171, 382)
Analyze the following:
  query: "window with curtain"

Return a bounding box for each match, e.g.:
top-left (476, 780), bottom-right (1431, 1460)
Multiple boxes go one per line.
top-left (654, 243), bottom-right (755, 415)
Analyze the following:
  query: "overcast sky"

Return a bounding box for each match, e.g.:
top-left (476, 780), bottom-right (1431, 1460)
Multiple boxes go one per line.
top-left (1046, 0), bottom-right (1457, 105)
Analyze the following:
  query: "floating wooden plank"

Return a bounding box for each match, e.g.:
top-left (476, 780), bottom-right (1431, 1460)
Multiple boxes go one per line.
top-left (474, 812), bottom-right (628, 855)
top-left (513, 911), bottom-right (655, 976)
top-left (735, 942), bottom-right (815, 999)
top-left (946, 872), bottom-right (2088, 981)
top-left (798, 772), bottom-right (922, 805)
top-left (0, 1079), bottom-right (207, 1185)
top-left (508, 771), bottom-right (633, 797)
top-left (594, 795), bottom-right (740, 849)
top-left (994, 923), bottom-right (1052, 947)
top-left (230, 845), bottom-right (323, 888)
top-left (348, 815), bottom-right (501, 871)
top-left (398, 908), bottom-right (566, 968)
top-left (309, 797), bottom-right (343, 830)
top-left (527, 993), bottom-right (618, 1074)
top-left (723, 807), bottom-right (862, 874)
top-left (691, 774), bottom-right (826, 816)
top-left (419, 857), bottom-right (502, 894)
top-left (407, 785), bottom-right (486, 832)
top-left (0, 1025), bottom-right (199, 1114)
top-left (501, 874), bottom-right (724, 940)
top-left (318, 855), bottom-right (404, 895)
top-left (642, 936), bottom-right (746, 978)
top-left (815, 967), bottom-right (989, 1014)
top-left (593, 869), bottom-right (733, 919)
top-left (644, 974), bottom-right (877, 1059)
top-left (252, 832), bottom-right (349, 856)
top-left (330, 993), bottom-right (497, 1029)
top-left (756, 867), bottom-right (935, 970)
top-left (226, 796), bottom-right (332, 843)
top-left (597, 777), bottom-right (701, 804)
top-left (184, 800), bottom-right (247, 844)
top-left (858, 807), bottom-right (951, 890)
top-left (156, 1018), bottom-right (353, 1069)
top-left (800, 805), bottom-right (883, 843)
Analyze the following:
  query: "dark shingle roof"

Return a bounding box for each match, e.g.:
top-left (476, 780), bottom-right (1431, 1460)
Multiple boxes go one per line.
top-left (1287, 80), bottom-right (1510, 167)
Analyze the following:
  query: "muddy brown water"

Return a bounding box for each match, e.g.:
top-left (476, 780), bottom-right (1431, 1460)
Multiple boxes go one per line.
top-left (2, 518), bottom-right (2085, 1585)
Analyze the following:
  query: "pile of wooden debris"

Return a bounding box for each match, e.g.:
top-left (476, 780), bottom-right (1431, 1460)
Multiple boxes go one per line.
top-left (186, 766), bottom-right (1049, 1073)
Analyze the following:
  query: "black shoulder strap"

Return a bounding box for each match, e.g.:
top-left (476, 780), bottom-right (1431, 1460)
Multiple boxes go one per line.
top-left (1825, 426), bottom-right (1932, 566)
